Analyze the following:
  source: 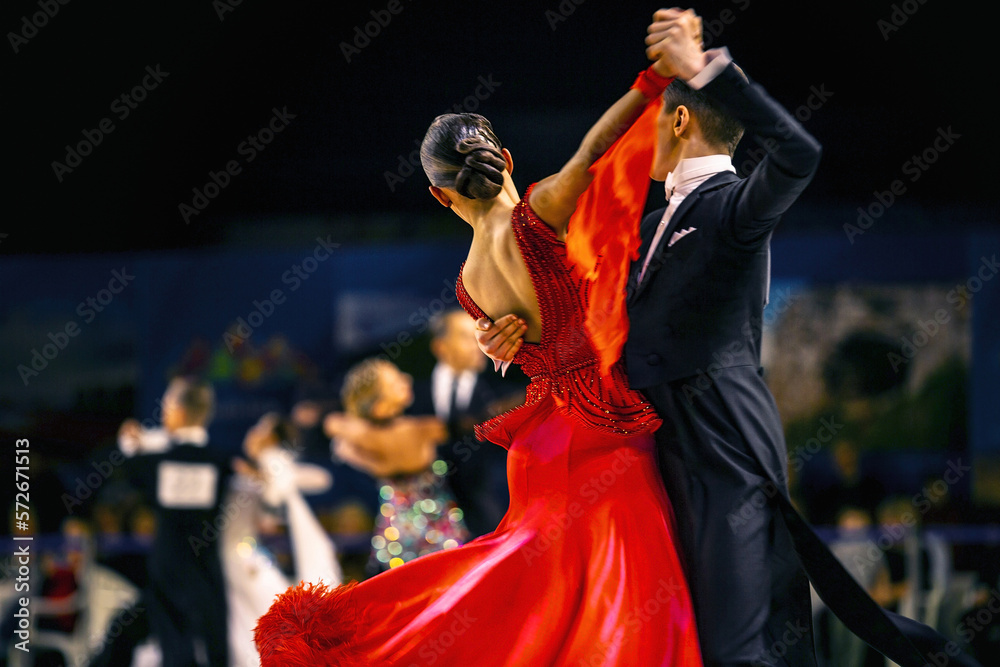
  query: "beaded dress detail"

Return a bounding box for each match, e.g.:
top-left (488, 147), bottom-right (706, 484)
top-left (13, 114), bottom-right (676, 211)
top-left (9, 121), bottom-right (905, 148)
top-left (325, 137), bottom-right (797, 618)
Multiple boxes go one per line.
top-left (366, 468), bottom-right (470, 575)
top-left (254, 187), bottom-right (702, 667)
top-left (457, 184), bottom-right (662, 447)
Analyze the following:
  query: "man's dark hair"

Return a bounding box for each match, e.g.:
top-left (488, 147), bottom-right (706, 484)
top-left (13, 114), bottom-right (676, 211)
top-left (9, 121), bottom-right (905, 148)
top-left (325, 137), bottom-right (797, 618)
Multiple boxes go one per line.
top-left (167, 376), bottom-right (216, 424)
top-left (428, 308), bottom-right (466, 341)
top-left (663, 79), bottom-right (745, 156)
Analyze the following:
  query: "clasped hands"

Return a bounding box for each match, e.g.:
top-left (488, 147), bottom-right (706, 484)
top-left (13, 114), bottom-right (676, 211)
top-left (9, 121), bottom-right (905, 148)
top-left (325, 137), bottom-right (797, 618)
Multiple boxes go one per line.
top-left (474, 8), bottom-right (708, 371)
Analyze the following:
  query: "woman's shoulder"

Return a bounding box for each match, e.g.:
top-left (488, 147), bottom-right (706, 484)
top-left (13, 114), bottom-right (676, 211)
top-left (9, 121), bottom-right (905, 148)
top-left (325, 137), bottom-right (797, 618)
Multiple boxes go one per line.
top-left (511, 184), bottom-right (560, 242)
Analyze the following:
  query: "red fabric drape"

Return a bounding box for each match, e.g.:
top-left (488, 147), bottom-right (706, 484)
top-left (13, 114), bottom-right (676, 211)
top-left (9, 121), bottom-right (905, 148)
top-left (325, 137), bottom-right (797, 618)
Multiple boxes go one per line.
top-left (565, 96), bottom-right (663, 377)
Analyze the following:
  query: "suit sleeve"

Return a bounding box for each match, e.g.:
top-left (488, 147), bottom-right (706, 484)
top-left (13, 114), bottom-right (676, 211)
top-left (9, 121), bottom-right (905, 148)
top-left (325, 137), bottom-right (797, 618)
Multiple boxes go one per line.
top-left (698, 61), bottom-right (822, 246)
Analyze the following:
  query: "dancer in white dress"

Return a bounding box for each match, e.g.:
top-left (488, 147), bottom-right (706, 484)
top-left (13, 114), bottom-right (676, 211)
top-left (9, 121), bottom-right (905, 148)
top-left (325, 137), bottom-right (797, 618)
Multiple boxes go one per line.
top-left (223, 412), bottom-right (342, 667)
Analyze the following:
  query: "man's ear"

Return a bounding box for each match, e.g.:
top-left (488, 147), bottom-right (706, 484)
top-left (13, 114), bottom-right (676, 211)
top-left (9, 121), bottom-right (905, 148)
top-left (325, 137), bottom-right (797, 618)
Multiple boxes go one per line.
top-left (429, 185), bottom-right (452, 208)
top-left (430, 336), bottom-right (447, 358)
top-left (674, 105), bottom-right (691, 138)
top-left (502, 148), bottom-right (513, 176)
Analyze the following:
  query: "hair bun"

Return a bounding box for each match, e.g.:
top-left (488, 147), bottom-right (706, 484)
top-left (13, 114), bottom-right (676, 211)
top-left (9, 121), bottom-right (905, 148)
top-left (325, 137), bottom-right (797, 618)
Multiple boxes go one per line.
top-left (454, 138), bottom-right (505, 200)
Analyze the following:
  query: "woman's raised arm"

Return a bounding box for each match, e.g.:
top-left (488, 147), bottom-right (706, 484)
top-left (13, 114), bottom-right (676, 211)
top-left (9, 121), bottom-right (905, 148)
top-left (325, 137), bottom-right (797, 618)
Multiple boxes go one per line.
top-left (530, 9), bottom-right (701, 234)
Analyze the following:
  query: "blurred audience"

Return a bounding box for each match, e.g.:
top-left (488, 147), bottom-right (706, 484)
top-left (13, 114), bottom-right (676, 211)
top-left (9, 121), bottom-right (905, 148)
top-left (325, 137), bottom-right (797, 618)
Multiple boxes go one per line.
top-left (320, 500), bottom-right (376, 583)
top-left (803, 439), bottom-right (885, 526)
top-left (875, 496), bottom-right (952, 625)
top-left (5, 318), bottom-right (996, 667)
top-left (817, 506), bottom-right (892, 667)
top-left (795, 433), bottom-right (1000, 666)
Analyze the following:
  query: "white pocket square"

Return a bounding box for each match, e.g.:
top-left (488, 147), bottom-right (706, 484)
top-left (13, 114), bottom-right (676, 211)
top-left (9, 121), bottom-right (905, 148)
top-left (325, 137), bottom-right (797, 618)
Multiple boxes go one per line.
top-left (668, 227), bottom-right (697, 247)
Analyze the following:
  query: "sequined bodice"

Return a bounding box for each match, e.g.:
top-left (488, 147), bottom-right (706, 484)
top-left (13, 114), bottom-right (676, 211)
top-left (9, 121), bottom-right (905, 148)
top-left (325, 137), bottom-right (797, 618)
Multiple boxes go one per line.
top-left (457, 185), bottom-right (661, 445)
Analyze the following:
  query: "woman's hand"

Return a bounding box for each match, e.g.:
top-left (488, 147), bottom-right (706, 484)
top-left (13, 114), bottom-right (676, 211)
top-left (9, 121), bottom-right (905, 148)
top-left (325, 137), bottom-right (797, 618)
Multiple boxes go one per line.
top-left (474, 314), bottom-right (526, 373)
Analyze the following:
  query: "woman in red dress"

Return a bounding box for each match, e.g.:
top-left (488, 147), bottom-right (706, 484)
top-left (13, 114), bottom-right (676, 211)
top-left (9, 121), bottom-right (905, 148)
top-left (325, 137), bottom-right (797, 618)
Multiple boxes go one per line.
top-left (255, 11), bottom-right (704, 666)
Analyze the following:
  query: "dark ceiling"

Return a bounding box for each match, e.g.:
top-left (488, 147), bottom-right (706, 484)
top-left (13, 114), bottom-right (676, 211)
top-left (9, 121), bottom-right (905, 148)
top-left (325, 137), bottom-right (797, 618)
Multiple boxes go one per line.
top-left (6, 0), bottom-right (993, 255)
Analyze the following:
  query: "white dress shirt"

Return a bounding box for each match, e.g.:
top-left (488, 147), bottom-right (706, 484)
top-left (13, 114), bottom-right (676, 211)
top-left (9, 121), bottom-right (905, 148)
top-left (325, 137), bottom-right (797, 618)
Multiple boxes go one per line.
top-left (169, 425), bottom-right (209, 446)
top-left (431, 363), bottom-right (477, 420)
top-left (118, 424), bottom-right (209, 456)
top-left (637, 155), bottom-right (736, 284)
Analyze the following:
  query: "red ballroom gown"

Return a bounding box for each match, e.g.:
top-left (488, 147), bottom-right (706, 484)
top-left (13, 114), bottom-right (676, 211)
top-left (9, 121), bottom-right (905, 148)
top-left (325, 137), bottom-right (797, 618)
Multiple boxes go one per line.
top-left (254, 185), bottom-right (703, 666)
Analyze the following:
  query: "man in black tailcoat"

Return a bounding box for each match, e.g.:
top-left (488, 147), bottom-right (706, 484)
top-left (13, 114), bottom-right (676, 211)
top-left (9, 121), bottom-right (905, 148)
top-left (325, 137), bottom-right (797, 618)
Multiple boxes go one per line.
top-left (120, 376), bottom-right (232, 667)
top-left (622, 12), bottom-right (820, 665)
top-left (477, 9), bottom-right (981, 667)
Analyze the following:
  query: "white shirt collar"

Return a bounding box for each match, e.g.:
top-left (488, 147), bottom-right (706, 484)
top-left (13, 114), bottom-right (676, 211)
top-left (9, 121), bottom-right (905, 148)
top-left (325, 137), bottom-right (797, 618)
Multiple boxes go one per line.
top-left (665, 154), bottom-right (736, 201)
top-left (169, 425), bottom-right (209, 446)
top-left (431, 363), bottom-right (477, 418)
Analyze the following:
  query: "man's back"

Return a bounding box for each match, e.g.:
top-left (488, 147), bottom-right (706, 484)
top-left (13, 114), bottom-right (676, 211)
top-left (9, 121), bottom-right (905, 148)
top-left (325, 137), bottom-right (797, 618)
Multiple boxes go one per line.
top-left (130, 441), bottom-right (232, 575)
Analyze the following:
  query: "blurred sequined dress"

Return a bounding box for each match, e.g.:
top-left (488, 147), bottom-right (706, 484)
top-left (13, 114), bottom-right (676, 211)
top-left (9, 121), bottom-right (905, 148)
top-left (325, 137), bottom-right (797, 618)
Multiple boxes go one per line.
top-left (254, 183), bottom-right (703, 666)
top-left (367, 467), bottom-right (470, 574)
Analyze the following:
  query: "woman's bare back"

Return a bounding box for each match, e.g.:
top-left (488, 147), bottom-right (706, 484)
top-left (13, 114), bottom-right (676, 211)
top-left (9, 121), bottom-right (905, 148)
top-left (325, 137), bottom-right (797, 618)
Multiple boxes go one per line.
top-left (460, 200), bottom-right (543, 343)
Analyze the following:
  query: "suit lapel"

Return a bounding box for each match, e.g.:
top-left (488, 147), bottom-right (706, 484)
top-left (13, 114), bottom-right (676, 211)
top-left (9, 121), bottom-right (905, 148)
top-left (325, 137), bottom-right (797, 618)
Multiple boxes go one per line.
top-left (627, 191), bottom-right (702, 303)
top-left (627, 172), bottom-right (739, 304)
top-left (635, 209), bottom-right (663, 272)
top-left (627, 211), bottom-right (663, 303)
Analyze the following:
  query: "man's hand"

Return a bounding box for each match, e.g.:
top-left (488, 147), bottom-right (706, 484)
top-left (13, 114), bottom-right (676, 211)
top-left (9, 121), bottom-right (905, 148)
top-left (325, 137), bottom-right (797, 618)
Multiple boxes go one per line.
top-left (646, 8), bottom-right (707, 80)
top-left (291, 400), bottom-right (322, 429)
top-left (474, 314), bottom-right (526, 374)
top-left (118, 418), bottom-right (141, 441)
top-left (117, 418), bottom-right (144, 456)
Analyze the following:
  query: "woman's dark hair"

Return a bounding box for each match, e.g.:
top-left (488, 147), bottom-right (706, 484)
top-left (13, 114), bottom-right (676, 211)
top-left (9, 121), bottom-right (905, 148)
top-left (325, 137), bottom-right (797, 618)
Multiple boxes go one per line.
top-left (421, 113), bottom-right (506, 200)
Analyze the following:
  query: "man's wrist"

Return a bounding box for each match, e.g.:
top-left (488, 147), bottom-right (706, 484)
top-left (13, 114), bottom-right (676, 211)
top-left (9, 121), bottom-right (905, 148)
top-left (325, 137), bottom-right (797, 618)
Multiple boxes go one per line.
top-left (675, 53), bottom-right (709, 82)
top-left (686, 47), bottom-right (732, 89)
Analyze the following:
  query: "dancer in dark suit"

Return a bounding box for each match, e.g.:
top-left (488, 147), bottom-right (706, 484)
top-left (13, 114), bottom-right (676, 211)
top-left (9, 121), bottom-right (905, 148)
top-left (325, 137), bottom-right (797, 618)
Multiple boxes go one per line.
top-left (622, 23), bottom-right (820, 667)
top-left (410, 308), bottom-right (519, 537)
top-left (123, 377), bottom-right (232, 667)
top-left (478, 9), bottom-right (981, 667)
